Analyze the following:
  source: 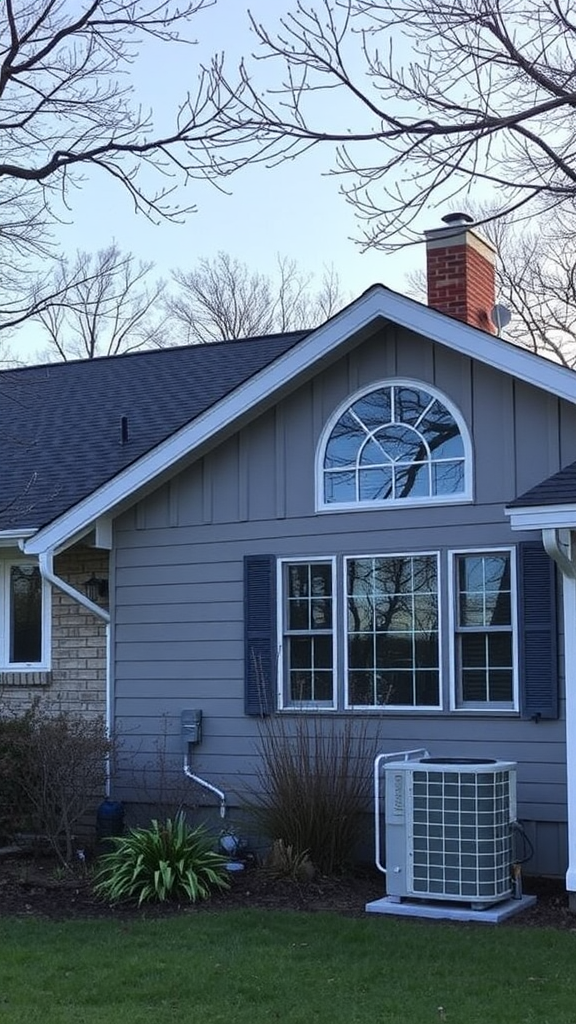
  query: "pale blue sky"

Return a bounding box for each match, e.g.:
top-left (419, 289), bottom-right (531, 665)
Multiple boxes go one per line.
top-left (13, 1), bottom-right (481, 360)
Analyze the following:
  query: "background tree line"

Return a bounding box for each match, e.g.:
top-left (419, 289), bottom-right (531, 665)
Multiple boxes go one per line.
top-left (3, 2), bottom-right (576, 368)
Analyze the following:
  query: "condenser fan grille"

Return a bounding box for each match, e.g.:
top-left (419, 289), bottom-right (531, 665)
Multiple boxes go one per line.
top-left (410, 769), bottom-right (513, 899)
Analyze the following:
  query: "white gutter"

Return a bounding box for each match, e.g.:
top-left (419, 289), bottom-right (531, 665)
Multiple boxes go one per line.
top-left (37, 552), bottom-right (113, 790)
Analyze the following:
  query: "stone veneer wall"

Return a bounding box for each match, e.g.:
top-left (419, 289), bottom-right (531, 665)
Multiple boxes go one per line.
top-left (0, 545), bottom-right (108, 720)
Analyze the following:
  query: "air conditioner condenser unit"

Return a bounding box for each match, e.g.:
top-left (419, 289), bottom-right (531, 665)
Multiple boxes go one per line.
top-left (384, 758), bottom-right (517, 908)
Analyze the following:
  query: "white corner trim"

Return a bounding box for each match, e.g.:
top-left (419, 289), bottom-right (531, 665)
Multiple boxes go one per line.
top-left (22, 285), bottom-right (576, 555)
top-left (563, 577), bottom-right (576, 893)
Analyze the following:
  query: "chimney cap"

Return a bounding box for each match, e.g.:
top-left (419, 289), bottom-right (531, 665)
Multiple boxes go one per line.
top-left (441, 212), bottom-right (474, 226)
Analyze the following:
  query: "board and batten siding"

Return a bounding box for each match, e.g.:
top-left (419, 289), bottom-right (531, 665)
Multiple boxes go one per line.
top-left (112, 327), bottom-right (575, 876)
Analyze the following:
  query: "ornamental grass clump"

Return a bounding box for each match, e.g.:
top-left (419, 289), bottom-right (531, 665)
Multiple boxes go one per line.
top-left (246, 716), bottom-right (380, 875)
top-left (93, 814), bottom-right (230, 905)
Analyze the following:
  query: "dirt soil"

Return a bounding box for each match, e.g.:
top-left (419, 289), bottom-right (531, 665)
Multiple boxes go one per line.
top-left (0, 852), bottom-right (573, 927)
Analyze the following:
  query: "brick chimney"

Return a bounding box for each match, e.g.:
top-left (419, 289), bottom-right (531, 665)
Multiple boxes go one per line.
top-left (425, 213), bottom-right (496, 333)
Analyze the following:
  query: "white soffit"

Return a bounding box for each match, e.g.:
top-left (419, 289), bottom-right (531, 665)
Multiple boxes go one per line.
top-left (23, 286), bottom-right (576, 555)
top-left (506, 505), bottom-right (576, 531)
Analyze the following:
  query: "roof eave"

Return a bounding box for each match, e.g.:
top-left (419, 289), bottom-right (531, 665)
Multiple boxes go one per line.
top-left (506, 503), bottom-right (576, 531)
top-left (22, 286), bottom-right (576, 556)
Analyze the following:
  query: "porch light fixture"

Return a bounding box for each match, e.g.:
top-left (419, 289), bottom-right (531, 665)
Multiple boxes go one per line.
top-left (84, 575), bottom-right (109, 602)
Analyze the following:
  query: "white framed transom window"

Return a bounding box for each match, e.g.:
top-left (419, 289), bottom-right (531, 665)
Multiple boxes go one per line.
top-left (317, 380), bottom-right (472, 509)
top-left (0, 561), bottom-right (50, 669)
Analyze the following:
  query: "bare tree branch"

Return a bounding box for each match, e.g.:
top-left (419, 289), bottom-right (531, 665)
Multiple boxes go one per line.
top-left (167, 251), bottom-right (347, 343)
top-left (193, 0), bottom-right (576, 250)
top-left (30, 244), bottom-right (166, 360)
top-left (0, 0), bottom-right (241, 281)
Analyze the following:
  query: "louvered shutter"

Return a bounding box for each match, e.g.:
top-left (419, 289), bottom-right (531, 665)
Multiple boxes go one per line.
top-left (244, 555), bottom-right (276, 715)
top-left (518, 540), bottom-right (558, 720)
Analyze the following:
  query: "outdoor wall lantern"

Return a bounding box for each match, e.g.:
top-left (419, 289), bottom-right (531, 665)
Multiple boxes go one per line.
top-left (84, 575), bottom-right (109, 602)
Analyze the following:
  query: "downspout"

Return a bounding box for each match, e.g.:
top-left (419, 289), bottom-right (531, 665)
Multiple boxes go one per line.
top-left (541, 529), bottom-right (576, 902)
top-left (36, 550), bottom-right (113, 788)
top-left (543, 528), bottom-right (576, 583)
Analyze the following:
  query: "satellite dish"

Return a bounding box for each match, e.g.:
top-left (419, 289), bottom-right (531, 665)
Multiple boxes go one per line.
top-left (490, 304), bottom-right (512, 332)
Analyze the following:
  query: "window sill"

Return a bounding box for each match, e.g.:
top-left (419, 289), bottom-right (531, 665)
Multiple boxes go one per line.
top-left (0, 670), bottom-right (52, 687)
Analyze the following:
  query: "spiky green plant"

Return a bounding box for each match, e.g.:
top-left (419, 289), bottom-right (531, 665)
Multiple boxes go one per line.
top-left (93, 814), bottom-right (230, 905)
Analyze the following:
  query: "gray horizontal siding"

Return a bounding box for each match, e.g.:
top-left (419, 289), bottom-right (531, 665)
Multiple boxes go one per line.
top-left (111, 324), bottom-right (576, 877)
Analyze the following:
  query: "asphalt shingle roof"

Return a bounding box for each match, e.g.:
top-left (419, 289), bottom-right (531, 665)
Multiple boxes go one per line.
top-left (508, 460), bottom-right (576, 508)
top-left (1, 333), bottom-right (306, 533)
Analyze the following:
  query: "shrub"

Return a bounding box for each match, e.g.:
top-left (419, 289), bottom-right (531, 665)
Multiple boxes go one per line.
top-left (93, 814), bottom-right (230, 905)
top-left (15, 709), bottom-right (111, 864)
top-left (245, 716), bottom-right (379, 875)
top-left (0, 708), bottom-right (37, 840)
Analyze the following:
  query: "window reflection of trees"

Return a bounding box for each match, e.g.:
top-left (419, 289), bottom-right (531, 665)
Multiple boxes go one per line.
top-left (324, 385), bottom-right (466, 504)
top-left (346, 555), bottom-right (439, 707)
top-left (457, 554), bottom-right (513, 705)
top-left (286, 562), bottom-right (333, 704)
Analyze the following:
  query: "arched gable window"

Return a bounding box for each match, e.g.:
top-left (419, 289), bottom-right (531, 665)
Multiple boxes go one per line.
top-left (318, 381), bottom-right (472, 509)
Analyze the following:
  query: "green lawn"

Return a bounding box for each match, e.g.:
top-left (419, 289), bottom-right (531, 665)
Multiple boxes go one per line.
top-left (0, 908), bottom-right (574, 1024)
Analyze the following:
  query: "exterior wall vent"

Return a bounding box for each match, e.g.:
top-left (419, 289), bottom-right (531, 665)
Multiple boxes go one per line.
top-left (383, 757), bottom-right (517, 907)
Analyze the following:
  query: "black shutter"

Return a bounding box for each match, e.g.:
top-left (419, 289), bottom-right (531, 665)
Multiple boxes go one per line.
top-left (244, 555), bottom-right (277, 716)
top-left (518, 540), bottom-right (558, 720)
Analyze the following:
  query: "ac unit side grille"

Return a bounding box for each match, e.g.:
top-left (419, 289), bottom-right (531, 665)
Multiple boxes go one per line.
top-left (383, 760), bottom-right (516, 905)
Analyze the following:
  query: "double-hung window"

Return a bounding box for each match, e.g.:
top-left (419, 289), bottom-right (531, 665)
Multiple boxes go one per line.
top-left (0, 561), bottom-right (48, 669)
top-left (452, 551), bottom-right (515, 709)
top-left (282, 560), bottom-right (335, 707)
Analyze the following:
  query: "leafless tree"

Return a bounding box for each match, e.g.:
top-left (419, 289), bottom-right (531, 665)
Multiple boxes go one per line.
top-left (196, 0), bottom-right (576, 250)
top-left (408, 210), bottom-right (576, 368)
top-left (31, 245), bottom-right (166, 361)
top-left (168, 251), bottom-right (346, 343)
top-left (0, 0), bottom-right (238, 329)
top-left (491, 215), bottom-right (576, 368)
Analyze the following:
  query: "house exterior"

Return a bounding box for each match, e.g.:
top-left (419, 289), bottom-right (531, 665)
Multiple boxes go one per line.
top-left (4, 216), bottom-right (576, 891)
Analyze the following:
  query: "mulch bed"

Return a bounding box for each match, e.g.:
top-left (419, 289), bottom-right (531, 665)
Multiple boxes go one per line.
top-left (0, 851), bottom-right (573, 927)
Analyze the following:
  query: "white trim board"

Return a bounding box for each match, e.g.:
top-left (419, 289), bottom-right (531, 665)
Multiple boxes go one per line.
top-left (23, 286), bottom-right (576, 556)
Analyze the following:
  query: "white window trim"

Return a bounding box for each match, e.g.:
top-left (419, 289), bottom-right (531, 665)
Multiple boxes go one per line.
top-left (315, 378), bottom-right (474, 512)
top-left (0, 559), bottom-right (51, 671)
top-left (277, 556), bottom-right (338, 711)
top-left (343, 550), bottom-right (443, 712)
top-left (448, 547), bottom-right (518, 713)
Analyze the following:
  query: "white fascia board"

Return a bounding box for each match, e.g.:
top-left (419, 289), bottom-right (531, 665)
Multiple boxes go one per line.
top-left (22, 285), bottom-right (576, 556)
top-left (22, 292), bottom-right (385, 556)
top-left (506, 504), bottom-right (576, 531)
top-left (378, 289), bottom-right (576, 404)
top-left (0, 529), bottom-right (37, 548)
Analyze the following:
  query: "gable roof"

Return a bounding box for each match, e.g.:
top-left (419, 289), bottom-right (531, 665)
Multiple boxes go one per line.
top-left (13, 283), bottom-right (576, 556)
top-left (2, 331), bottom-right (305, 535)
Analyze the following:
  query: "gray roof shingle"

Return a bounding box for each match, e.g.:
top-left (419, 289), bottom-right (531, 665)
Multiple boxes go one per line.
top-left (1, 333), bottom-right (305, 532)
top-left (508, 461), bottom-right (576, 508)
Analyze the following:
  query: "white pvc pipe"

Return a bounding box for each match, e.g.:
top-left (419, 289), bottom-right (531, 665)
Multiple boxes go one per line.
top-left (373, 748), bottom-right (430, 874)
top-left (184, 756), bottom-right (226, 818)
